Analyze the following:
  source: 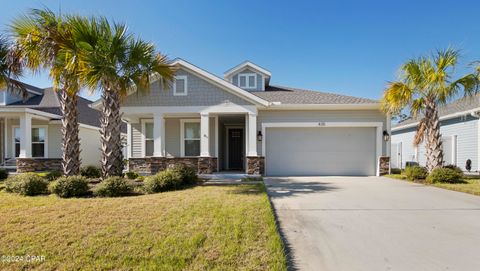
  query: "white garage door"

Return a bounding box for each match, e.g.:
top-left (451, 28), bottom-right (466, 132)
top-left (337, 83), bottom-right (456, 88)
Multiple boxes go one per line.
top-left (265, 127), bottom-right (377, 176)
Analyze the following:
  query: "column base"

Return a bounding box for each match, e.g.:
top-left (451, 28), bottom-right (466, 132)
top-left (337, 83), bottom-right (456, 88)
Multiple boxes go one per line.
top-left (246, 156), bottom-right (265, 175)
top-left (16, 158), bottom-right (62, 173)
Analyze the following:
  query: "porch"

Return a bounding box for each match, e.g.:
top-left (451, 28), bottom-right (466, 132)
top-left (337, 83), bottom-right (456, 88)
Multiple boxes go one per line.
top-left (0, 110), bottom-right (63, 172)
top-left (123, 105), bottom-right (264, 175)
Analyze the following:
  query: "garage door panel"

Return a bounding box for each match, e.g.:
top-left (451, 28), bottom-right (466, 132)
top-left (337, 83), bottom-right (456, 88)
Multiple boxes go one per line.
top-left (266, 127), bottom-right (376, 176)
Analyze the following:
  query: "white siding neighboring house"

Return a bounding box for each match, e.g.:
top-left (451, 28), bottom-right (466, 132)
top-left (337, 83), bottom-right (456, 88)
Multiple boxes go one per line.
top-left (0, 81), bottom-right (124, 172)
top-left (391, 95), bottom-right (480, 171)
top-left (113, 59), bottom-right (390, 176)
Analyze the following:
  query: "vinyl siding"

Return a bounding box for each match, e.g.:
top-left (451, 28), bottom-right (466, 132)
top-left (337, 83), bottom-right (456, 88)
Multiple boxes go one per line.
top-left (257, 109), bottom-right (387, 156)
top-left (123, 69), bottom-right (253, 107)
top-left (131, 123), bottom-right (143, 158)
top-left (392, 116), bottom-right (478, 171)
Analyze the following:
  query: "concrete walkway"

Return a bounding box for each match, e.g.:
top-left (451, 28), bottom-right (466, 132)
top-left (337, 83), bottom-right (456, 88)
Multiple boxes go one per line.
top-left (265, 176), bottom-right (480, 271)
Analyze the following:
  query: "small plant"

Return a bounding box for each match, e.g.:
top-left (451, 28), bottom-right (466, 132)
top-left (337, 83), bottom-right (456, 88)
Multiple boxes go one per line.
top-left (125, 171), bottom-right (140, 180)
top-left (49, 176), bottom-right (90, 198)
top-left (144, 169), bottom-right (183, 194)
top-left (80, 165), bottom-right (101, 178)
top-left (170, 165), bottom-right (198, 184)
top-left (241, 176), bottom-right (264, 182)
top-left (443, 164), bottom-right (463, 175)
top-left (0, 168), bottom-right (8, 180)
top-left (94, 177), bottom-right (134, 197)
top-left (404, 166), bottom-right (428, 181)
top-left (390, 168), bottom-right (402, 174)
top-left (427, 168), bottom-right (464, 184)
top-left (4, 173), bottom-right (49, 196)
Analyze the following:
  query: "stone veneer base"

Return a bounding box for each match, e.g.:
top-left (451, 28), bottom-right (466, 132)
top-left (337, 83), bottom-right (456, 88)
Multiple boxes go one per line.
top-left (16, 158), bottom-right (62, 173)
top-left (246, 156), bottom-right (265, 175)
top-left (129, 157), bottom-right (218, 175)
top-left (379, 156), bottom-right (390, 175)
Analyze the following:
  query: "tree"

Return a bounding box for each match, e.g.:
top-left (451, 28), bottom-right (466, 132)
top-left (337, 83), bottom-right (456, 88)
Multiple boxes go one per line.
top-left (10, 8), bottom-right (83, 175)
top-left (68, 16), bottom-right (175, 178)
top-left (381, 49), bottom-right (478, 172)
top-left (0, 35), bottom-right (25, 96)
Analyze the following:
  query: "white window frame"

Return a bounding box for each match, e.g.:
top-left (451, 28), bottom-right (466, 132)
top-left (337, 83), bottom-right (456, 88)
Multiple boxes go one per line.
top-left (180, 119), bottom-right (201, 157)
top-left (173, 75), bottom-right (188, 96)
top-left (238, 73), bottom-right (257, 89)
top-left (141, 119), bottom-right (154, 157)
top-left (12, 125), bottom-right (49, 158)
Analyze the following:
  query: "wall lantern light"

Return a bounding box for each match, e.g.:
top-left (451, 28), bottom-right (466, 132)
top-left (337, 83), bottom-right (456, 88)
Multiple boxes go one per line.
top-left (257, 131), bottom-right (263, 141)
top-left (383, 130), bottom-right (390, 142)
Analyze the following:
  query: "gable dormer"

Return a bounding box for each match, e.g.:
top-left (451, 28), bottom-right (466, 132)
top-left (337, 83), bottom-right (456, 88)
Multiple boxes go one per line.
top-left (224, 61), bottom-right (271, 91)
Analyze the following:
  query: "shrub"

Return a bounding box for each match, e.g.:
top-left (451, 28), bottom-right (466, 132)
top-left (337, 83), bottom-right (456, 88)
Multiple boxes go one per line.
top-left (4, 173), bottom-right (49, 196)
top-left (427, 168), bottom-right (464, 184)
top-left (125, 171), bottom-right (140, 180)
top-left (43, 170), bottom-right (63, 181)
top-left (144, 169), bottom-right (183, 194)
top-left (49, 176), bottom-right (90, 198)
top-left (170, 165), bottom-right (198, 184)
top-left (94, 177), bottom-right (134, 197)
top-left (0, 168), bottom-right (8, 180)
top-left (404, 166), bottom-right (428, 181)
top-left (443, 164), bottom-right (463, 175)
top-left (390, 168), bottom-right (402, 174)
top-left (80, 166), bottom-right (101, 178)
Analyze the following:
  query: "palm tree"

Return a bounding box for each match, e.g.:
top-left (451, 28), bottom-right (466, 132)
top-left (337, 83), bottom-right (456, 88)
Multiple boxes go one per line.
top-left (68, 16), bottom-right (175, 178)
top-left (10, 8), bottom-right (83, 176)
top-left (0, 35), bottom-right (25, 95)
top-left (381, 49), bottom-right (478, 172)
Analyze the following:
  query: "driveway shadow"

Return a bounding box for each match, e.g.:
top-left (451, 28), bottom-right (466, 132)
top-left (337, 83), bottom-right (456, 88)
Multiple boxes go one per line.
top-left (264, 177), bottom-right (338, 199)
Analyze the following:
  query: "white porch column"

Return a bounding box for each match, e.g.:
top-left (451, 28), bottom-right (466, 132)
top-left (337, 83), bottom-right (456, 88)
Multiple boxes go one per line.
top-left (19, 113), bottom-right (32, 158)
top-left (200, 113), bottom-right (210, 157)
top-left (247, 113), bottom-right (257, 156)
top-left (153, 113), bottom-right (165, 157)
top-left (126, 122), bottom-right (132, 159)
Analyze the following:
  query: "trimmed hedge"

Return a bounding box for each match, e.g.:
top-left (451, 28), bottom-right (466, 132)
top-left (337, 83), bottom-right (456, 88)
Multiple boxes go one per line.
top-left (125, 171), bottom-right (140, 180)
top-left (170, 165), bottom-right (198, 184)
top-left (427, 168), bottom-right (464, 184)
top-left (5, 173), bottom-right (49, 196)
top-left (94, 177), bottom-right (134, 197)
top-left (404, 166), bottom-right (428, 181)
top-left (144, 169), bottom-right (183, 194)
top-left (443, 164), bottom-right (463, 175)
top-left (80, 166), bottom-right (101, 178)
top-left (43, 170), bottom-right (63, 181)
top-left (49, 176), bottom-right (90, 198)
top-left (0, 168), bottom-right (8, 180)
top-left (390, 168), bottom-right (402, 174)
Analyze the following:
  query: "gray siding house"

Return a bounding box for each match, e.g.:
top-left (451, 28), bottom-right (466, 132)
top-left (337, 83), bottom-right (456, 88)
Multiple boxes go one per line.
top-left (0, 82), bottom-right (105, 172)
top-left (391, 95), bottom-right (480, 171)
top-left (119, 60), bottom-right (390, 176)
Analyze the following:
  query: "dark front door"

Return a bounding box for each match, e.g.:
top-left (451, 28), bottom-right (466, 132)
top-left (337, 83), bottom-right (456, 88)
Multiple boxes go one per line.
top-left (228, 128), bottom-right (244, 170)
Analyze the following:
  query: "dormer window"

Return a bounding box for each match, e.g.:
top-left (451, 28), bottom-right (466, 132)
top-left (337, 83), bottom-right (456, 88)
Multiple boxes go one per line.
top-left (238, 73), bottom-right (256, 89)
top-left (174, 75), bottom-right (188, 96)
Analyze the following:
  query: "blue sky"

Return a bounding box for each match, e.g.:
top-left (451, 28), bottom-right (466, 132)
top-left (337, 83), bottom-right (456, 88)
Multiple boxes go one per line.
top-left (1, 0), bottom-right (479, 101)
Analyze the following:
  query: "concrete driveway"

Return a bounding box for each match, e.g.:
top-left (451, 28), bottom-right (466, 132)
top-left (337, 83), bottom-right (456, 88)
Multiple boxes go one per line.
top-left (265, 176), bottom-right (480, 271)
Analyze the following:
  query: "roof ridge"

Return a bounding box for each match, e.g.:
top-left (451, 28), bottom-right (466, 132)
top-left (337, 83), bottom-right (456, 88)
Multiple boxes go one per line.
top-left (269, 84), bottom-right (378, 102)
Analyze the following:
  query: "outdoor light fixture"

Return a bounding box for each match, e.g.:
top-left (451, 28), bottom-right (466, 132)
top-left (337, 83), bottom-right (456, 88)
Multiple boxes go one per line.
top-left (383, 130), bottom-right (390, 141)
top-left (257, 131), bottom-right (263, 141)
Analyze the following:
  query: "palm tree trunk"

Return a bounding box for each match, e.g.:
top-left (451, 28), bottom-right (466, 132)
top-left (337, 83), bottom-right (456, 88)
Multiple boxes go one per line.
top-left (424, 101), bottom-right (444, 172)
top-left (59, 89), bottom-right (81, 176)
top-left (100, 88), bottom-right (124, 178)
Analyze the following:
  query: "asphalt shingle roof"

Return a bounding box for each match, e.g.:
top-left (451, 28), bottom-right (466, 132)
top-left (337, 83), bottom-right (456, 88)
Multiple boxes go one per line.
top-left (394, 94), bottom-right (480, 128)
top-left (251, 85), bottom-right (378, 104)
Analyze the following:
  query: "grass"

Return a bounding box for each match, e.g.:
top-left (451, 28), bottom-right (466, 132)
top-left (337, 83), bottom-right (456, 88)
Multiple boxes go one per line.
top-left (0, 183), bottom-right (287, 270)
top-left (384, 174), bottom-right (480, 196)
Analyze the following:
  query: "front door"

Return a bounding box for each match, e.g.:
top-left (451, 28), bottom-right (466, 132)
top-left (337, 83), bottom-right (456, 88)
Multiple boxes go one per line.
top-left (228, 128), bottom-right (244, 170)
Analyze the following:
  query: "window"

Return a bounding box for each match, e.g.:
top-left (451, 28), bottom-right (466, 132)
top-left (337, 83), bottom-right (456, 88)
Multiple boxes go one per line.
top-left (238, 73), bottom-right (256, 89)
top-left (13, 126), bottom-right (46, 157)
top-left (174, 75), bottom-right (188, 96)
top-left (144, 122), bottom-right (154, 157)
top-left (181, 120), bottom-right (200, 156)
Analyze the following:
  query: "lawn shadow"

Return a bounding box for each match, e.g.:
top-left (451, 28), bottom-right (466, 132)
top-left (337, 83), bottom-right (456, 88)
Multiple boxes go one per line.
top-left (227, 183), bottom-right (265, 195)
top-left (264, 177), bottom-right (338, 199)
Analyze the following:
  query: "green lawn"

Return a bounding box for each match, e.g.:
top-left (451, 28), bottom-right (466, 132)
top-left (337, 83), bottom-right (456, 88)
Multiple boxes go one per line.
top-left (0, 183), bottom-right (287, 270)
top-left (384, 174), bottom-right (480, 196)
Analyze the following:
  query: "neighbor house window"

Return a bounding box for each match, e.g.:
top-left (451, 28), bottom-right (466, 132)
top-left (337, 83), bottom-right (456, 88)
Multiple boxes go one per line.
top-left (181, 120), bottom-right (200, 156)
top-left (144, 122), bottom-right (154, 157)
top-left (174, 75), bottom-right (188, 96)
top-left (238, 73), bottom-right (256, 89)
top-left (14, 127), bottom-right (46, 157)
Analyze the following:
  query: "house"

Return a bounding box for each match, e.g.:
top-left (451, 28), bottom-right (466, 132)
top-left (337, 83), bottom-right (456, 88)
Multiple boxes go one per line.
top-left (0, 81), bottom-right (104, 172)
top-left (119, 59), bottom-right (390, 176)
top-left (391, 94), bottom-right (480, 171)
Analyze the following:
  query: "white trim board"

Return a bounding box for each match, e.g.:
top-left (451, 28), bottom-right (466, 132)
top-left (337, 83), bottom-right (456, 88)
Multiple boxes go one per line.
top-left (237, 73), bottom-right (257, 89)
top-left (180, 119), bottom-right (201, 157)
top-left (224, 61), bottom-right (272, 78)
top-left (261, 122), bottom-right (384, 176)
top-left (173, 75), bottom-right (188, 96)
